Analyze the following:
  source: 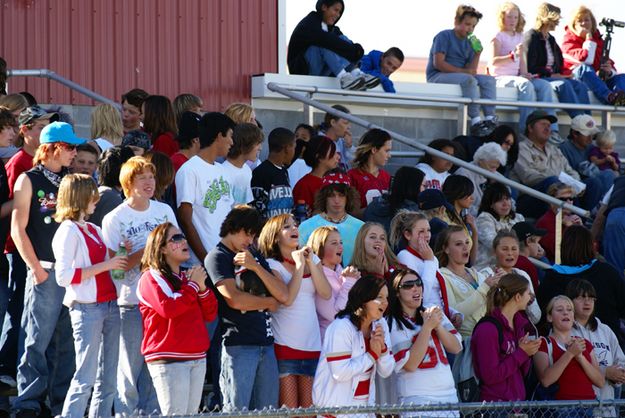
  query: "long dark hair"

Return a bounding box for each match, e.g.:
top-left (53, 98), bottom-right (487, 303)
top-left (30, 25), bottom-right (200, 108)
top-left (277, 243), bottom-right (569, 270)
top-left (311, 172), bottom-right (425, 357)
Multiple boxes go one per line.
top-left (486, 124), bottom-right (519, 168)
top-left (386, 268), bottom-right (425, 331)
top-left (478, 182), bottom-right (516, 220)
top-left (388, 167), bottom-right (425, 214)
top-left (561, 225), bottom-right (594, 266)
top-left (143, 95), bottom-right (178, 141)
top-left (442, 174), bottom-right (474, 225)
top-left (141, 222), bottom-right (182, 291)
top-left (336, 275), bottom-right (387, 329)
top-left (302, 135), bottom-right (337, 169)
top-left (352, 128), bottom-right (391, 170)
top-left (565, 279), bottom-right (598, 331)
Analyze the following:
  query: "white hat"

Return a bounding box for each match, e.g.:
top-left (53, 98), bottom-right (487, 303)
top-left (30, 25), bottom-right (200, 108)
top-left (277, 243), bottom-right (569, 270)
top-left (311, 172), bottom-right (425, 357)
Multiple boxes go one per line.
top-left (570, 115), bottom-right (600, 136)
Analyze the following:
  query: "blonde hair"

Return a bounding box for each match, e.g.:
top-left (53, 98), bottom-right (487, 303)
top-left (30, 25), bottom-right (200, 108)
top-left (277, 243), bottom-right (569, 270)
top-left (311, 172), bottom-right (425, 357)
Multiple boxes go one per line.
top-left (389, 210), bottom-right (428, 249)
top-left (258, 214), bottom-right (294, 261)
top-left (54, 174), bottom-right (99, 222)
top-left (224, 102), bottom-right (255, 125)
top-left (119, 156), bottom-right (156, 197)
top-left (307, 226), bottom-right (339, 260)
top-left (0, 94), bottom-right (28, 114)
top-left (351, 222), bottom-right (399, 273)
top-left (570, 5), bottom-right (597, 34)
top-left (545, 295), bottom-right (574, 322)
top-left (534, 2), bottom-right (561, 30)
top-left (497, 2), bottom-right (526, 32)
top-left (173, 93), bottom-right (203, 122)
top-left (595, 130), bottom-right (616, 148)
top-left (90, 104), bottom-right (124, 144)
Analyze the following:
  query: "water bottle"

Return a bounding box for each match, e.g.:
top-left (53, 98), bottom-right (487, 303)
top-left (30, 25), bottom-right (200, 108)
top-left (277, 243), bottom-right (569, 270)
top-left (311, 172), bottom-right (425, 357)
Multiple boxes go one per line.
top-left (111, 243), bottom-right (127, 280)
top-left (468, 33), bottom-right (483, 53)
top-left (294, 200), bottom-right (307, 224)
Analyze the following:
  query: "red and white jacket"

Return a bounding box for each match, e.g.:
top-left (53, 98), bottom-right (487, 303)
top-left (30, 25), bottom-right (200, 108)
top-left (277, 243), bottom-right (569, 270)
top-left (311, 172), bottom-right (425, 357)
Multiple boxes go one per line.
top-left (312, 317), bottom-right (395, 408)
top-left (137, 268), bottom-right (218, 362)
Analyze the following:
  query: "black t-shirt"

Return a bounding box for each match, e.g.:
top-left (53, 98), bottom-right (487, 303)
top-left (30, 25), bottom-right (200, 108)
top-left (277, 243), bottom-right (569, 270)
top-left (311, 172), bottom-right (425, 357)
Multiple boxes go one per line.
top-left (205, 242), bottom-right (274, 346)
top-left (0, 163), bottom-right (9, 251)
top-left (251, 160), bottom-right (294, 219)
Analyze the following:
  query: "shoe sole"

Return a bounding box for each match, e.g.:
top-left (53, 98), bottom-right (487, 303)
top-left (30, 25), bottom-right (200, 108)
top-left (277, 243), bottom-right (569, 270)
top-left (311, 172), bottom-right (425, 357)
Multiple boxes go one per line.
top-left (342, 78), bottom-right (365, 90)
top-left (363, 78), bottom-right (381, 89)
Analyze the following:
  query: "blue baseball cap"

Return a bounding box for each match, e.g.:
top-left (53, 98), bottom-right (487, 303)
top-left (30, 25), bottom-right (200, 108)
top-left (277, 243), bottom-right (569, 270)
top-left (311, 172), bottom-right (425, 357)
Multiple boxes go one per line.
top-left (40, 122), bottom-right (86, 145)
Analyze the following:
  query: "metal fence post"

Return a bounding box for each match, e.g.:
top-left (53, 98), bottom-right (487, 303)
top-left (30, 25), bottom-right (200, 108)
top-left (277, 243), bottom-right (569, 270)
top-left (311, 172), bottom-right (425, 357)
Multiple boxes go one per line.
top-left (602, 109), bottom-right (612, 130)
top-left (303, 92), bottom-right (314, 126)
top-left (457, 103), bottom-right (468, 136)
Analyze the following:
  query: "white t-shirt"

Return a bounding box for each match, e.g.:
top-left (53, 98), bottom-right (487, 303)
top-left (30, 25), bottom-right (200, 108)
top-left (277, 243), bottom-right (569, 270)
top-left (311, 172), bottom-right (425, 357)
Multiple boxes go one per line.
top-left (175, 156), bottom-right (234, 264)
top-left (221, 160), bottom-right (253, 205)
top-left (102, 200), bottom-right (178, 306)
top-left (416, 163), bottom-right (449, 190)
top-left (288, 158), bottom-right (312, 189)
top-left (268, 258), bottom-right (322, 352)
top-left (94, 137), bottom-right (114, 152)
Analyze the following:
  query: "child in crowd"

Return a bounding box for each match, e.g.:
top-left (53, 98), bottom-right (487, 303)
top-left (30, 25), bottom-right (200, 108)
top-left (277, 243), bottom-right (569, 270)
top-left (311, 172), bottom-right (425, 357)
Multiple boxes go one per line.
top-left (223, 123), bottom-right (264, 205)
top-left (426, 5), bottom-right (498, 137)
top-left (288, 123), bottom-right (315, 187)
top-left (173, 93), bottom-right (203, 122)
top-left (308, 226), bottom-right (360, 340)
top-left (416, 138), bottom-right (455, 190)
top-left (259, 214), bottom-right (330, 409)
top-left (70, 143), bottom-right (99, 176)
top-left (350, 222), bottom-right (399, 281)
top-left (387, 269), bottom-right (462, 415)
top-left (138, 222), bottom-right (217, 415)
top-left (589, 130), bottom-right (620, 173)
top-left (360, 47), bottom-right (405, 93)
top-left (312, 276), bottom-right (394, 408)
top-left (143, 95), bottom-right (179, 157)
top-left (170, 111), bottom-right (201, 172)
top-left (121, 88), bottom-right (148, 134)
top-left (441, 175), bottom-right (479, 264)
top-left (251, 127), bottom-right (295, 218)
top-left (90, 103), bottom-right (124, 151)
top-left (348, 128), bottom-right (392, 209)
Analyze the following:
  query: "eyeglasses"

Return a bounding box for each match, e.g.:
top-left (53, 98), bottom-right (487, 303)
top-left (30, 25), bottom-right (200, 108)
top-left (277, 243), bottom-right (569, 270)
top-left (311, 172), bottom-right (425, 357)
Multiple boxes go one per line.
top-left (168, 233), bottom-right (187, 243)
top-left (575, 296), bottom-right (596, 302)
top-left (399, 279), bottom-right (423, 290)
top-left (57, 142), bottom-right (77, 151)
top-left (557, 196), bottom-right (574, 202)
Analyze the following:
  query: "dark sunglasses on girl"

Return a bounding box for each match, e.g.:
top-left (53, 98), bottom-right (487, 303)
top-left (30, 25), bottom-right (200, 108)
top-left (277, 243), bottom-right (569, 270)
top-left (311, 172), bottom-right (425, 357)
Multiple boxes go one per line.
top-left (399, 278), bottom-right (423, 290)
top-left (168, 233), bottom-right (187, 243)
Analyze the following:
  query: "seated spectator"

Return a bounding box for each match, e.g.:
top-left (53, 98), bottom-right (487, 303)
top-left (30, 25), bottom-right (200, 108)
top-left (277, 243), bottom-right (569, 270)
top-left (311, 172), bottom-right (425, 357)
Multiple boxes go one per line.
top-left (537, 225), bottom-right (625, 345)
top-left (293, 136), bottom-right (339, 216)
top-left (298, 173), bottom-right (363, 265)
top-left (120, 88), bottom-right (148, 134)
top-left (288, 123), bottom-right (316, 187)
top-left (360, 47), bottom-right (404, 93)
top-left (535, 182), bottom-right (583, 262)
top-left (523, 3), bottom-right (590, 132)
top-left (90, 146), bottom-right (134, 226)
top-left (312, 276), bottom-right (394, 408)
top-left (223, 123), bottom-right (264, 205)
top-left (287, 0), bottom-right (378, 91)
top-left (143, 95), bottom-right (179, 157)
top-left (251, 127), bottom-right (295, 219)
top-left (475, 183), bottom-right (525, 269)
top-left (478, 230), bottom-right (541, 324)
top-left (70, 143), bottom-right (99, 176)
top-left (364, 166), bottom-right (424, 234)
top-left (534, 295), bottom-right (603, 412)
top-left (511, 222), bottom-right (547, 290)
top-left (417, 189), bottom-right (452, 247)
top-left (172, 93), bottom-right (203, 122)
top-left (589, 130), bottom-right (620, 174)
top-left (454, 142), bottom-right (507, 216)
top-left (350, 222), bottom-right (399, 281)
top-left (567, 279), bottom-right (625, 417)
top-left (471, 273), bottom-right (541, 403)
top-left (562, 6), bottom-right (625, 105)
top-left (318, 104), bottom-right (354, 171)
top-left (170, 111), bottom-right (201, 172)
top-left (442, 175), bottom-right (479, 264)
top-left (387, 268), bottom-right (462, 412)
top-left (436, 225), bottom-right (499, 337)
top-left (90, 103), bottom-right (124, 151)
top-left (488, 2), bottom-right (560, 136)
top-left (307, 226), bottom-right (360, 341)
top-left (348, 128), bottom-right (392, 209)
top-left (416, 138), bottom-right (455, 190)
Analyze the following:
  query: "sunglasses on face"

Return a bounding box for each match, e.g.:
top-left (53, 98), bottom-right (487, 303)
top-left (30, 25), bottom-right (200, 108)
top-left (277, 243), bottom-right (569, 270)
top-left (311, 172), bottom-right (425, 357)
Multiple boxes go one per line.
top-left (399, 279), bottom-right (423, 290)
top-left (168, 233), bottom-right (187, 243)
top-left (58, 142), bottom-right (77, 151)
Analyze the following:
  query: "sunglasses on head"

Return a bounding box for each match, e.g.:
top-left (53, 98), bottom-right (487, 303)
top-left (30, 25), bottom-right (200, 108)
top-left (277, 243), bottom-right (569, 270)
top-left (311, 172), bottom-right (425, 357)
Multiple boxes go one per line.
top-left (399, 278), bottom-right (423, 290)
top-left (168, 233), bottom-right (186, 243)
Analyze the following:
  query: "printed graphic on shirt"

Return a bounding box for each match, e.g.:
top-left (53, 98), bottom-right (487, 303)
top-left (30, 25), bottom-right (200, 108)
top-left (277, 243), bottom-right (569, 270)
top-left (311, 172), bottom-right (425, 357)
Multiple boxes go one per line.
top-left (120, 216), bottom-right (169, 241)
top-left (423, 179), bottom-right (442, 190)
top-left (252, 184), bottom-right (294, 218)
top-left (203, 177), bottom-right (231, 212)
top-left (37, 189), bottom-right (57, 225)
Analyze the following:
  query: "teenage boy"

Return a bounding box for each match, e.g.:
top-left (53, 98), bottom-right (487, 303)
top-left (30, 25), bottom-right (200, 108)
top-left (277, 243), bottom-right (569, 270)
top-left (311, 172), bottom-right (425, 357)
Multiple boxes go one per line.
top-left (121, 88), bottom-right (149, 134)
top-left (70, 143), bottom-right (99, 176)
top-left (222, 123), bottom-right (263, 205)
top-left (11, 122), bottom-right (82, 418)
top-left (360, 47), bottom-right (405, 93)
top-left (102, 156), bottom-right (178, 416)
top-left (426, 5), bottom-right (498, 137)
top-left (251, 127), bottom-right (295, 219)
top-left (171, 111), bottom-right (201, 173)
top-left (175, 112), bottom-right (235, 265)
top-left (204, 205), bottom-right (288, 412)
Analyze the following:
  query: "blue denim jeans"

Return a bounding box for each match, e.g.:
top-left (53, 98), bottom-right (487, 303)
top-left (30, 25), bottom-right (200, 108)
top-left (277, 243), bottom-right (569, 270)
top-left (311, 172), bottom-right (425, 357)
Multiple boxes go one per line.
top-left (62, 300), bottom-right (120, 418)
top-left (543, 77), bottom-right (590, 117)
top-left (428, 72), bottom-right (496, 119)
top-left (147, 358), bottom-right (206, 415)
top-left (13, 269), bottom-right (75, 416)
top-left (220, 344), bottom-right (279, 411)
top-left (304, 35), bottom-right (355, 76)
top-left (115, 305), bottom-right (159, 416)
top-left (573, 64), bottom-right (625, 103)
top-left (0, 252), bottom-right (27, 377)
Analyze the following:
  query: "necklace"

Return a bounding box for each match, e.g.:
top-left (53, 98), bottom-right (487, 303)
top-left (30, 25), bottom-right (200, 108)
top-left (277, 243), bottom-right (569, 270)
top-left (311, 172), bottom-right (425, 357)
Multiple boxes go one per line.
top-left (321, 212), bottom-right (347, 224)
top-left (283, 258), bottom-right (296, 265)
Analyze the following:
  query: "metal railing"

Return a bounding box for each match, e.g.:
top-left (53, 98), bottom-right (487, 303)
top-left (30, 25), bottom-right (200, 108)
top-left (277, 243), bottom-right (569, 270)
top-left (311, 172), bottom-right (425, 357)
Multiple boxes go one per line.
top-left (267, 82), bottom-right (589, 218)
top-left (7, 69), bottom-right (121, 110)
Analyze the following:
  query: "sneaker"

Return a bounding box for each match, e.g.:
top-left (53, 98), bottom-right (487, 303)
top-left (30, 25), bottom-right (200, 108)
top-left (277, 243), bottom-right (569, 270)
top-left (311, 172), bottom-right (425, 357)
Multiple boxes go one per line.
top-left (606, 90), bottom-right (625, 105)
top-left (0, 375), bottom-right (16, 388)
top-left (548, 131), bottom-right (565, 145)
top-left (470, 119), bottom-right (497, 137)
top-left (340, 74), bottom-right (365, 90)
top-left (361, 74), bottom-right (381, 90)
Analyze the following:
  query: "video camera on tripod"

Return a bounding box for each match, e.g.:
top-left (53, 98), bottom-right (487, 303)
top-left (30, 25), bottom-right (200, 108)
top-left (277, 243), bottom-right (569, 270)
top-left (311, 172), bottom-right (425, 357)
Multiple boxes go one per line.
top-left (599, 18), bottom-right (625, 79)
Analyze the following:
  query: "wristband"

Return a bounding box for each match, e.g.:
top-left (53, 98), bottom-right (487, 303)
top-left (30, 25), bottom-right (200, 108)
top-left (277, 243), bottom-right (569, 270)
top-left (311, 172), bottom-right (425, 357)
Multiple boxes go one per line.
top-left (509, 52), bottom-right (515, 62)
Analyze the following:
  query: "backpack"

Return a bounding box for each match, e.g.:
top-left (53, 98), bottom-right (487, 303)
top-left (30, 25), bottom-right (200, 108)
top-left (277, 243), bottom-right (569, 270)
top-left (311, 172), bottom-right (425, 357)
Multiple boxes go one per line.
top-left (452, 316), bottom-right (504, 402)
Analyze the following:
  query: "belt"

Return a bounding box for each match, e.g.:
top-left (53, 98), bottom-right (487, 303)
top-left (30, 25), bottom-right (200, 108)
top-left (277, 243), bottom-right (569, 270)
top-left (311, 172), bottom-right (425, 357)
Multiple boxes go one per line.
top-left (40, 261), bottom-right (55, 269)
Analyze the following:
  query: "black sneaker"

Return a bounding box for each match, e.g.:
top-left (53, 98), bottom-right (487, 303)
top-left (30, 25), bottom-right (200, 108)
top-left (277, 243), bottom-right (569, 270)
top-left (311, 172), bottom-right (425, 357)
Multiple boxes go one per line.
top-left (470, 119), bottom-right (497, 137)
top-left (340, 74), bottom-right (365, 90)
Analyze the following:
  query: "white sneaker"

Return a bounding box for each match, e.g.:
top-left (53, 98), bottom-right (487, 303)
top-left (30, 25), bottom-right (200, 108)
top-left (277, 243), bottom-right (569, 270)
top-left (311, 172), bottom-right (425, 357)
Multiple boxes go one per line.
top-left (340, 74), bottom-right (365, 90)
top-left (361, 73), bottom-right (381, 90)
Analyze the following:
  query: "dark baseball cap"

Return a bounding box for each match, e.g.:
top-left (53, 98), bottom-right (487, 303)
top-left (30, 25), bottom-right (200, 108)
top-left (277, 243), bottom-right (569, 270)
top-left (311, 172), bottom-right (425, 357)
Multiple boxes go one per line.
top-left (525, 110), bottom-right (557, 129)
top-left (417, 189), bottom-right (454, 212)
top-left (18, 105), bottom-right (59, 126)
top-left (177, 111), bottom-right (201, 142)
top-left (512, 222), bottom-right (547, 242)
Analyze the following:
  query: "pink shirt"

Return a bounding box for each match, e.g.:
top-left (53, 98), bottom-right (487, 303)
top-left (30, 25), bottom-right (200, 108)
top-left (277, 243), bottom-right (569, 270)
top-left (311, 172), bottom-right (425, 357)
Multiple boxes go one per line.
top-left (315, 264), bottom-right (357, 342)
top-left (489, 31), bottom-right (523, 76)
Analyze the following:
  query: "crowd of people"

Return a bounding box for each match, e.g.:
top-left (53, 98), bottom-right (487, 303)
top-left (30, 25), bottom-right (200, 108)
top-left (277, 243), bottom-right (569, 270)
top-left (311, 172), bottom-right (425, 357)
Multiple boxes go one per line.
top-left (0, 1), bottom-right (625, 418)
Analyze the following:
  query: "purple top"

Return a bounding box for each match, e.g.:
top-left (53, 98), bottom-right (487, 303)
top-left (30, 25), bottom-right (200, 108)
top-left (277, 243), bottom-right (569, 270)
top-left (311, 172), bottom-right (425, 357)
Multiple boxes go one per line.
top-left (589, 146), bottom-right (620, 171)
top-left (471, 308), bottom-right (532, 401)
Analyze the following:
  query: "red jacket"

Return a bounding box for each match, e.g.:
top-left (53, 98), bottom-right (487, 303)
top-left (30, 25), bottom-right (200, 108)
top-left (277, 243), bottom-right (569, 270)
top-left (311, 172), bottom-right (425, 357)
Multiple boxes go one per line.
top-left (562, 26), bottom-right (605, 73)
top-left (137, 268), bottom-right (218, 362)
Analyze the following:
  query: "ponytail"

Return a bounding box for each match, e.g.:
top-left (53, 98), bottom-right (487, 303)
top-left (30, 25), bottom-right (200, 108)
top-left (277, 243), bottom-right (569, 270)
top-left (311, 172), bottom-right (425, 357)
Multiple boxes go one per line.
top-left (485, 273), bottom-right (529, 314)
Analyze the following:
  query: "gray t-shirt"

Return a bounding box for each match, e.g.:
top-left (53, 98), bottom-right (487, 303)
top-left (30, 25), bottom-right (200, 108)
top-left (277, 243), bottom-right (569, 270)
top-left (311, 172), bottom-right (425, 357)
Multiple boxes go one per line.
top-left (426, 29), bottom-right (475, 80)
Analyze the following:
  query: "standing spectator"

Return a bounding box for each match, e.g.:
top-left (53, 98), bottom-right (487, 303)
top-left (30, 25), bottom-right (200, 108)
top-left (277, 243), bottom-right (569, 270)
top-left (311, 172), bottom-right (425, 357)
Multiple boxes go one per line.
top-left (175, 112), bottom-right (235, 265)
top-left (222, 123), bottom-right (264, 205)
top-left (350, 222), bottom-right (399, 281)
top-left (511, 222), bottom-right (546, 290)
top-left (416, 139), bottom-right (455, 190)
top-left (204, 205), bottom-right (288, 411)
top-left (173, 93), bottom-right (203, 123)
top-left (441, 175), bottom-right (479, 264)
top-left (143, 95), bottom-right (178, 157)
top-left (348, 128), bottom-right (392, 209)
top-left (138, 223), bottom-right (218, 415)
top-left (224, 102), bottom-right (258, 126)
top-left (312, 276), bottom-right (394, 408)
top-left (426, 5), bottom-right (498, 137)
top-left (298, 173), bottom-right (363, 265)
top-left (170, 111), bottom-right (201, 173)
top-left (90, 103), bottom-right (124, 151)
top-left (102, 157), bottom-right (178, 416)
top-left (562, 6), bottom-right (625, 105)
top-left (12, 122), bottom-right (82, 417)
top-left (288, 123), bottom-right (315, 188)
top-left (251, 127), bottom-right (296, 219)
top-left (360, 47), bottom-right (404, 93)
top-left (121, 88), bottom-right (149, 134)
top-left (258, 214), bottom-right (330, 409)
top-left (318, 105), bottom-right (354, 172)
top-left (144, 151), bottom-right (175, 209)
top-left (52, 174), bottom-right (125, 418)
top-left (70, 143), bottom-right (99, 176)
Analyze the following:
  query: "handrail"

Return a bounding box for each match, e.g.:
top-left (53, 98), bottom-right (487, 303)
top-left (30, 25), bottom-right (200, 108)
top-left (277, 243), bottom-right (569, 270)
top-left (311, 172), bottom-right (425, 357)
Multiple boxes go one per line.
top-left (7, 69), bottom-right (121, 111)
top-left (267, 82), bottom-right (589, 218)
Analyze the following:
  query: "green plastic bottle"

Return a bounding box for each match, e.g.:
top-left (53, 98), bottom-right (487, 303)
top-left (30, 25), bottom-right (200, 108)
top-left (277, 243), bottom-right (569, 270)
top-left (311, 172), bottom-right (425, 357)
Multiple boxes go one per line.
top-left (468, 33), bottom-right (483, 53)
top-left (111, 243), bottom-right (127, 280)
